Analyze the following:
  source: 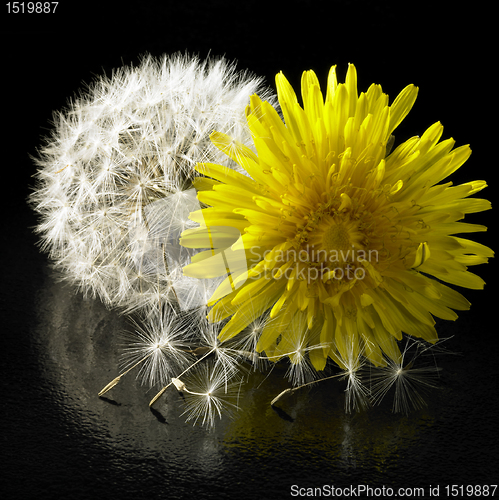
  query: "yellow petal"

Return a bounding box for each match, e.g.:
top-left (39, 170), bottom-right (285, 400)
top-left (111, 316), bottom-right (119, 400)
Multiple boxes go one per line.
top-left (388, 84), bottom-right (418, 136)
top-left (412, 242), bottom-right (431, 268)
top-left (196, 160), bottom-right (259, 192)
top-left (219, 281), bottom-right (285, 342)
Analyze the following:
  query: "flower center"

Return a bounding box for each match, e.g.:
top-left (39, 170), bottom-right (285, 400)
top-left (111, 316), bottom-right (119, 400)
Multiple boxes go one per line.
top-left (322, 222), bottom-right (351, 253)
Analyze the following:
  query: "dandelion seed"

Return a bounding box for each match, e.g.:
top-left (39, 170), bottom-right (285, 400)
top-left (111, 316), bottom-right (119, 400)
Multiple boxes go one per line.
top-left (340, 360), bottom-right (371, 413)
top-left (119, 305), bottom-right (195, 387)
top-left (369, 336), bottom-right (444, 414)
top-left (98, 376), bottom-right (123, 397)
top-left (230, 312), bottom-right (271, 368)
top-left (185, 312), bottom-right (245, 392)
top-left (329, 330), bottom-right (372, 412)
top-left (263, 309), bottom-right (325, 387)
top-left (179, 360), bottom-right (241, 428)
top-left (171, 377), bottom-right (187, 393)
top-left (147, 327), bottom-right (219, 407)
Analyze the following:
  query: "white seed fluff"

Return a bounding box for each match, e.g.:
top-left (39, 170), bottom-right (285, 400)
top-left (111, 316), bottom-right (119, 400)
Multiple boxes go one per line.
top-left (30, 53), bottom-right (275, 313)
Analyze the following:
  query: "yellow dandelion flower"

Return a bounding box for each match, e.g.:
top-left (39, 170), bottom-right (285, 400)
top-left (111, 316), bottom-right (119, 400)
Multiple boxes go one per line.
top-left (180, 64), bottom-right (493, 374)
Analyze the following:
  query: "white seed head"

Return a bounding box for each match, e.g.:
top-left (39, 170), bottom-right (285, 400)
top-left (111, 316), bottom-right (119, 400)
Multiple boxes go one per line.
top-left (30, 53), bottom-right (275, 313)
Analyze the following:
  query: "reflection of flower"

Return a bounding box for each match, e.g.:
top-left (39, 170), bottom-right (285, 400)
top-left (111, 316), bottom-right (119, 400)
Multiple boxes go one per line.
top-left (182, 64), bottom-right (493, 381)
top-left (30, 54), bottom-right (274, 314)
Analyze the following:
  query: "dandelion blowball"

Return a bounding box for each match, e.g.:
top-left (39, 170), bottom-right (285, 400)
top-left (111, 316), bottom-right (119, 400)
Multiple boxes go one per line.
top-left (30, 53), bottom-right (275, 314)
top-left (181, 64), bottom-right (493, 387)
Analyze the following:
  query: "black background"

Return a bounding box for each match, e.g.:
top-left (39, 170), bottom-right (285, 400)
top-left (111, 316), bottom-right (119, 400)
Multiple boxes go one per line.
top-left (2, 1), bottom-right (498, 499)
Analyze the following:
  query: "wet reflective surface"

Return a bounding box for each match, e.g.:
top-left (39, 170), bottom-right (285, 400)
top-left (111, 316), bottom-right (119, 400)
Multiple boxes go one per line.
top-left (2, 204), bottom-right (498, 499)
